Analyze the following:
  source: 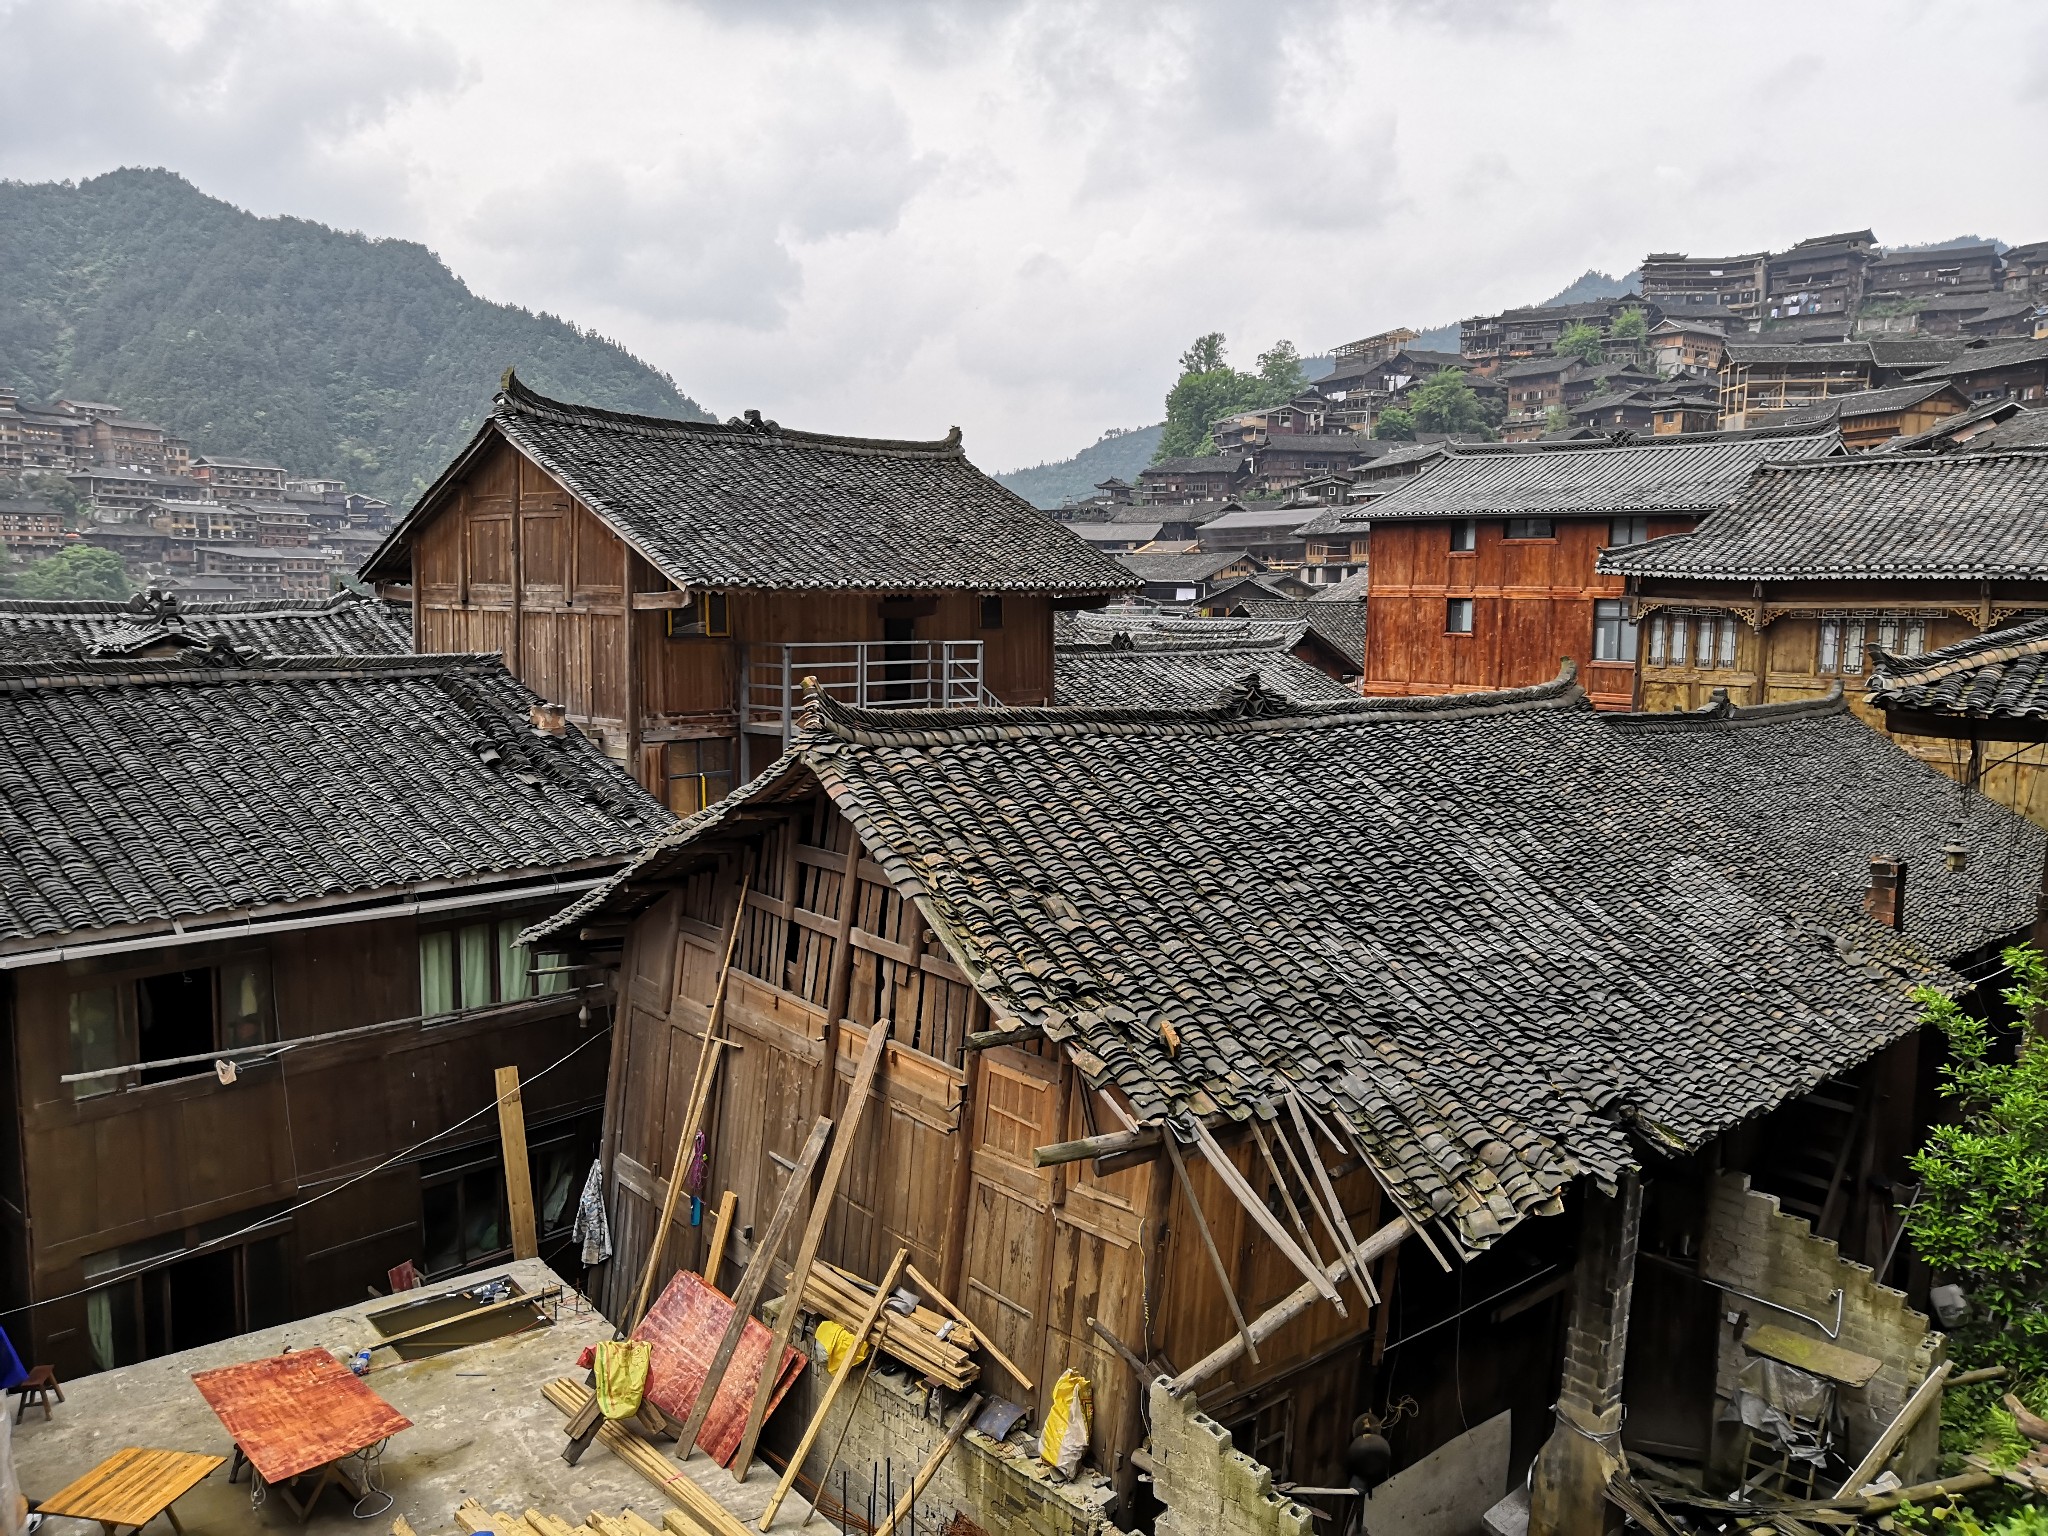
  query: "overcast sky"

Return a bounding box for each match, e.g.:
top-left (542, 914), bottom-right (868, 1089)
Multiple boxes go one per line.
top-left (5, 0), bottom-right (2048, 470)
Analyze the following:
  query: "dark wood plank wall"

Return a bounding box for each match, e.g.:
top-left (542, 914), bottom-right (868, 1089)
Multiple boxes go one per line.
top-left (602, 795), bottom-right (1386, 1485)
top-left (8, 907), bottom-right (608, 1375)
top-left (411, 435), bottom-right (1059, 802)
top-left (1363, 517), bottom-right (1693, 710)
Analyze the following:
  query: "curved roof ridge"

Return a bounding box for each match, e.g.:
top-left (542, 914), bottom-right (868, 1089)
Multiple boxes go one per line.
top-left (1606, 680), bottom-right (1848, 728)
top-left (0, 651), bottom-right (509, 692)
top-left (802, 663), bottom-right (1584, 747)
top-left (1869, 613), bottom-right (2048, 693)
top-left (500, 369), bottom-right (964, 460)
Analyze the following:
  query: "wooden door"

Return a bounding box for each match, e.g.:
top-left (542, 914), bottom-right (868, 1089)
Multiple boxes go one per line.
top-left (961, 1046), bottom-right (1061, 1408)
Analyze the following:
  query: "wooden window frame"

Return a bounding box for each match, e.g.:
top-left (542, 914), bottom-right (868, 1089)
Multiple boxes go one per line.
top-left (665, 590), bottom-right (731, 639)
top-left (1445, 597), bottom-right (1475, 634)
top-left (419, 911), bottom-right (570, 1022)
top-left (1503, 517), bottom-right (1556, 541)
top-left (67, 950), bottom-right (274, 1099)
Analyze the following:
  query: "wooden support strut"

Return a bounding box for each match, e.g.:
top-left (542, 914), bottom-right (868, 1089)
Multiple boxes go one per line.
top-left (1161, 1128), bottom-right (1259, 1368)
top-left (1274, 1102), bottom-right (1376, 1306)
top-left (871, 1394), bottom-right (984, 1536)
top-left (905, 1261), bottom-right (1034, 1392)
top-left (757, 1246), bottom-right (909, 1532)
top-left (1184, 1114), bottom-right (1343, 1315)
top-left (703, 1190), bottom-right (738, 1287)
top-left (1169, 1215), bottom-right (1411, 1396)
top-left (674, 1115), bottom-right (834, 1461)
top-left (728, 1018), bottom-right (896, 1480)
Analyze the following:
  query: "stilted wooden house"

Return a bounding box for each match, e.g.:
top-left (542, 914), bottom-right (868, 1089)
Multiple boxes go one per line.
top-left (357, 376), bottom-right (1135, 813)
top-left (0, 650), bottom-right (671, 1379)
top-left (1310, 429), bottom-right (1839, 710)
top-left (527, 669), bottom-right (2038, 1533)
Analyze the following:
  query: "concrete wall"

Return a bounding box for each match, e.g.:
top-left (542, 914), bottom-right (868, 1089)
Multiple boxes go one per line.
top-left (1701, 1173), bottom-right (1945, 1486)
top-left (781, 1334), bottom-right (1116, 1536)
top-left (1145, 1380), bottom-right (1314, 1536)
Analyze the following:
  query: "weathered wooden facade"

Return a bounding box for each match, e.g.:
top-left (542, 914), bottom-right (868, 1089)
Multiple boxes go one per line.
top-left (360, 377), bottom-right (1134, 813)
top-left (534, 673), bottom-right (2040, 1530)
top-left (0, 651), bottom-right (672, 1378)
top-left (1602, 451), bottom-right (2048, 822)
top-left (1308, 430), bottom-right (1840, 711)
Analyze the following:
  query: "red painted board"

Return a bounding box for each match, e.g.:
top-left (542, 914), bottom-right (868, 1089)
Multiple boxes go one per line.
top-left (633, 1272), bottom-right (806, 1465)
top-left (190, 1349), bottom-right (412, 1483)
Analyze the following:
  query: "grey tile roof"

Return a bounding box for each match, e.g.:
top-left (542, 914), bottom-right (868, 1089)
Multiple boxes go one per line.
top-left (1908, 340), bottom-right (2048, 380)
top-left (0, 652), bottom-right (673, 952)
top-left (1142, 456), bottom-right (1247, 476)
top-left (1867, 613), bottom-right (2048, 722)
top-left (1598, 451), bottom-right (2048, 582)
top-left (363, 374), bottom-right (1135, 596)
top-left (535, 672), bottom-right (2041, 1248)
top-left (1118, 550), bottom-right (1255, 583)
top-left (1300, 430), bottom-right (1840, 533)
top-left (1724, 342), bottom-right (1874, 366)
top-left (1055, 635), bottom-right (1357, 707)
top-left (0, 591), bottom-right (409, 662)
top-left (1235, 596), bottom-right (1367, 667)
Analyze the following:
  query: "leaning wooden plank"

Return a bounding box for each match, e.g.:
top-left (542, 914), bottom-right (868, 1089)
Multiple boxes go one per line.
top-left (731, 1020), bottom-right (895, 1479)
top-left (1186, 1115), bottom-right (1343, 1313)
top-left (1162, 1128), bottom-right (1259, 1366)
top-left (497, 1065), bottom-right (540, 1260)
top-left (759, 1246), bottom-right (910, 1531)
top-left (1283, 1096), bottom-right (1379, 1303)
top-left (1264, 1114), bottom-right (1374, 1305)
top-left (904, 1261), bottom-right (1034, 1392)
top-left (543, 1378), bottom-right (758, 1536)
top-left (704, 1190), bottom-right (739, 1285)
top-left (675, 1115), bottom-right (835, 1460)
top-left (1169, 1215), bottom-right (1411, 1394)
top-left (632, 873), bottom-right (751, 1331)
top-left (1836, 1360), bottom-right (1953, 1496)
top-left (872, 1393), bottom-right (985, 1536)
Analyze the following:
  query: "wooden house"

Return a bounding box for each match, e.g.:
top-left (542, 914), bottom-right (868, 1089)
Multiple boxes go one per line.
top-left (1717, 342), bottom-right (1877, 427)
top-left (1057, 607), bottom-right (1359, 686)
top-left (1903, 339), bottom-right (2048, 405)
top-left (1116, 549), bottom-right (1264, 604)
top-left (1601, 450), bottom-right (2048, 821)
top-left (1650, 319), bottom-right (1732, 378)
top-left (359, 376), bottom-right (1135, 813)
top-left (529, 672), bottom-right (2038, 1532)
top-left (1311, 429), bottom-right (1840, 710)
top-left (1764, 230), bottom-right (1876, 321)
top-left (0, 650), bottom-right (672, 1379)
top-left (1865, 243), bottom-right (2002, 302)
top-left (1135, 456), bottom-right (1249, 505)
top-left (1639, 252), bottom-right (1767, 320)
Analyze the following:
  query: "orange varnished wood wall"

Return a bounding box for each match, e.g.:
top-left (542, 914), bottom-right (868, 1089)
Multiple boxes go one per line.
top-left (408, 435), bottom-right (1058, 797)
top-left (1363, 515), bottom-right (1695, 710)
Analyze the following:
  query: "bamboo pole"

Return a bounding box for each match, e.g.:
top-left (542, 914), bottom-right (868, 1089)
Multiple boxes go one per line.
top-left (1162, 1129), bottom-right (1257, 1367)
top-left (1270, 1107), bottom-right (1375, 1306)
top-left (1185, 1115), bottom-right (1343, 1313)
top-left (757, 1247), bottom-right (908, 1531)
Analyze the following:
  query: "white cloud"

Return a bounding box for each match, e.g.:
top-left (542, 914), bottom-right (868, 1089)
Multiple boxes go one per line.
top-left (2, 0), bottom-right (2046, 470)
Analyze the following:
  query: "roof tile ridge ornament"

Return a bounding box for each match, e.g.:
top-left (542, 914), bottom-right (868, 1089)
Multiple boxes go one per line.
top-left (1607, 678), bottom-right (1847, 729)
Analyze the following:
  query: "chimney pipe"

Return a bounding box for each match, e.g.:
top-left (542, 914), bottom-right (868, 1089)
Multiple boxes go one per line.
top-left (530, 702), bottom-right (568, 736)
top-left (1864, 856), bottom-right (1906, 930)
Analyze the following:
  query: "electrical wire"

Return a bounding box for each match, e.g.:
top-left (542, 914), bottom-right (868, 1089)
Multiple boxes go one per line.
top-left (352, 1437), bottom-right (394, 1519)
top-left (0, 1018), bottom-right (613, 1320)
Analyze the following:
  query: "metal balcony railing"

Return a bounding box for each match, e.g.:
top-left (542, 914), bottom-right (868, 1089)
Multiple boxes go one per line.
top-left (742, 641), bottom-right (990, 742)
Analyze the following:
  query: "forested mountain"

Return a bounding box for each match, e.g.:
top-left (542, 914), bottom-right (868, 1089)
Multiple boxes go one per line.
top-left (997, 423), bottom-right (1163, 508)
top-left (0, 169), bottom-right (711, 504)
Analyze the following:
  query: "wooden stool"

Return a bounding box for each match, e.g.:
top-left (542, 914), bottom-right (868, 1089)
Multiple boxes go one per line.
top-left (14, 1365), bottom-right (62, 1422)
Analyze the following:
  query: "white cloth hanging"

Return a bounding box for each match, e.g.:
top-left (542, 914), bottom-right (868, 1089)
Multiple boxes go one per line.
top-left (572, 1160), bottom-right (612, 1266)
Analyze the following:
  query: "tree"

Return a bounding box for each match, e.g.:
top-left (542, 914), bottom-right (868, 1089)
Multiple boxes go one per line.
top-left (1556, 322), bottom-right (1607, 365)
top-left (1374, 405), bottom-right (1416, 441)
top-left (25, 473), bottom-right (84, 523)
top-left (10, 544), bottom-right (130, 600)
top-left (1408, 369), bottom-right (1495, 438)
top-left (1543, 406), bottom-right (1571, 435)
top-left (1610, 308), bottom-right (1649, 341)
top-left (1155, 333), bottom-right (1309, 460)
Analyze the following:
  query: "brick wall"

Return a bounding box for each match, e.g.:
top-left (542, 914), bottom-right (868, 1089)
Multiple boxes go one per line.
top-left (1145, 1380), bottom-right (1314, 1536)
top-left (1701, 1172), bottom-right (1945, 1485)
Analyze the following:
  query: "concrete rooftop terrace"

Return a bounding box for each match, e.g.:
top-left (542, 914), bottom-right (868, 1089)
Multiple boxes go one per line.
top-left (12, 1258), bottom-right (816, 1535)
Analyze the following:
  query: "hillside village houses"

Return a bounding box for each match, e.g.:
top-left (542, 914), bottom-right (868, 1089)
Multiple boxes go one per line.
top-left (0, 386), bottom-right (392, 596)
top-left (14, 228), bottom-right (2048, 1536)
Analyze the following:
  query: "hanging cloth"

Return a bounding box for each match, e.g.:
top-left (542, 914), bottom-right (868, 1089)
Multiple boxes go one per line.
top-left (572, 1161), bottom-right (612, 1266)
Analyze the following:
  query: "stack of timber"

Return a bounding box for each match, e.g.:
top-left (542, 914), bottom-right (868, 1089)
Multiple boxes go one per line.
top-left (418, 1500), bottom-right (728, 1536)
top-left (799, 1262), bottom-right (978, 1389)
top-left (540, 1378), bottom-right (758, 1536)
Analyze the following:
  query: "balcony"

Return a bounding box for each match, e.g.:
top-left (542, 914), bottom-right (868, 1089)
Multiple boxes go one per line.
top-left (742, 640), bottom-right (990, 743)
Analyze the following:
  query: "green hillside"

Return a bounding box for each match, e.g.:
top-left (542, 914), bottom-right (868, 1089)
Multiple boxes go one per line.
top-left (0, 168), bottom-right (711, 505)
top-left (997, 423), bottom-right (1163, 508)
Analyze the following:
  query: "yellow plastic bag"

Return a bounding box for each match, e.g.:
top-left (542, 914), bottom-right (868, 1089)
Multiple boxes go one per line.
top-left (594, 1338), bottom-right (651, 1420)
top-left (815, 1319), bottom-right (869, 1374)
top-left (1039, 1368), bottom-right (1093, 1478)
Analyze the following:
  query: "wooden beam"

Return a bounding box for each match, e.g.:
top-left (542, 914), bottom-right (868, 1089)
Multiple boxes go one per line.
top-left (757, 1247), bottom-right (909, 1531)
top-left (1162, 1130), bottom-right (1258, 1368)
top-left (871, 1394), bottom-right (984, 1536)
top-left (1275, 1101), bottom-right (1375, 1305)
top-left (1169, 1215), bottom-right (1410, 1395)
top-left (965, 1023), bottom-right (1042, 1052)
top-left (368, 1284), bottom-right (562, 1352)
top-left (1185, 1115), bottom-right (1343, 1314)
top-left (905, 1260), bottom-right (1034, 1392)
top-left (729, 1018), bottom-right (896, 1479)
top-left (496, 1066), bottom-right (539, 1261)
top-left (1836, 1360), bottom-right (1953, 1497)
top-left (703, 1191), bottom-right (738, 1286)
top-left (630, 589), bottom-right (694, 611)
top-left (1034, 1127), bottom-right (1159, 1168)
top-left (674, 1115), bottom-right (834, 1461)
top-left (1087, 1314), bottom-right (1153, 1385)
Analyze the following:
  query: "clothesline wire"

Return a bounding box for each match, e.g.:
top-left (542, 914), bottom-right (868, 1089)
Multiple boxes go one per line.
top-left (0, 1019), bottom-right (613, 1322)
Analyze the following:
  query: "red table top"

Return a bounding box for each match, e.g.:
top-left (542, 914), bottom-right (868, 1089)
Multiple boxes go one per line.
top-left (190, 1349), bottom-right (412, 1483)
